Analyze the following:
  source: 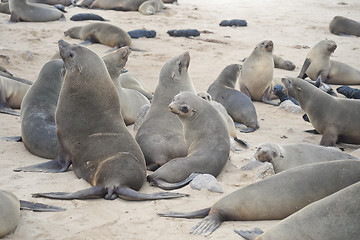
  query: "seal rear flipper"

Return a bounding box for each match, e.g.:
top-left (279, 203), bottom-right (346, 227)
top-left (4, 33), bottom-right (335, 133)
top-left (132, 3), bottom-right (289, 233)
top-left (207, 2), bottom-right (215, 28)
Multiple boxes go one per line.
top-left (158, 207), bottom-right (211, 218)
top-left (234, 137), bottom-right (249, 148)
top-left (298, 58), bottom-right (311, 79)
top-left (19, 200), bottom-right (66, 212)
top-left (148, 172), bottom-right (201, 190)
top-left (0, 136), bottom-right (22, 142)
top-left (9, 12), bottom-right (20, 22)
top-left (234, 227), bottom-right (264, 240)
top-left (14, 159), bottom-right (71, 173)
top-left (190, 214), bottom-right (223, 236)
top-left (0, 106), bottom-right (20, 116)
top-left (239, 127), bottom-right (257, 133)
top-left (115, 186), bottom-right (188, 201)
top-left (32, 186), bottom-right (107, 200)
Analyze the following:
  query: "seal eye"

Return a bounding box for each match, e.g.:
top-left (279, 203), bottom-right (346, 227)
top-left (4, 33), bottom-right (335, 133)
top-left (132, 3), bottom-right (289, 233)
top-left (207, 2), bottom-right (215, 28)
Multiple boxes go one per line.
top-left (69, 52), bottom-right (74, 58)
top-left (179, 61), bottom-right (183, 67)
top-left (181, 106), bottom-right (188, 113)
top-left (261, 42), bottom-right (265, 46)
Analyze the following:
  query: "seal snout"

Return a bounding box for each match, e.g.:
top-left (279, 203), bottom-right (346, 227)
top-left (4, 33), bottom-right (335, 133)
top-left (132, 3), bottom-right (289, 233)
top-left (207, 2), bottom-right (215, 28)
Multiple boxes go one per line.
top-left (168, 102), bottom-right (180, 114)
top-left (179, 51), bottom-right (190, 69)
top-left (263, 40), bottom-right (273, 52)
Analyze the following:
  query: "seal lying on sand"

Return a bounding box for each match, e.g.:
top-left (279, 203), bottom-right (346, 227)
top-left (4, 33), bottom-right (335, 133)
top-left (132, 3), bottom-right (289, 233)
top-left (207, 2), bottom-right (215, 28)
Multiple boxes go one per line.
top-left (337, 85), bottom-right (360, 99)
top-left (16, 40), bottom-right (186, 201)
top-left (138, 0), bottom-right (164, 15)
top-left (147, 92), bottom-right (230, 190)
top-left (90, 0), bottom-right (147, 11)
top-left (329, 16), bottom-right (360, 37)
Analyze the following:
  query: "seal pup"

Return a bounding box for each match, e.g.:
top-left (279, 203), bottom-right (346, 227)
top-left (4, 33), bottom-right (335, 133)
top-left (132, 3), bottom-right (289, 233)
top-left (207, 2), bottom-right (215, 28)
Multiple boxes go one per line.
top-left (159, 160), bottom-right (360, 236)
top-left (337, 85), bottom-right (360, 99)
top-left (282, 76), bottom-right (360, 146)
top-left (138, 0), bottom-right (164, 15)
top-left (119, 73), bottom-right (153, 100)
top-left (207, 64), bottom-right (259, 132)
top-left (64, 22), bottom-right (131, 49)
top-left (329, 16), bottom-right (360, 37)
top-left (255, 142), bottom-right (358, 173)
top-left (135, 52), bottom-right (196, 171)
top-left (238, 40), bottom-right (278, 105)
top-left (17, 40), bottom-right (186, 201)
top-left (273, 55), bottom-right (295, 71)
top-left (147, 91), bottom-right (230, 190)
top-left (236, 181), bottom-right (360, 240)
top-left (298, 40), bottom-right (360, 85)
top-left (9, 0), bottom-right (64, 22)
top-left (90, 0), bottom-right (147, 11)
top-left (20, 59), bottom-right (65, 159)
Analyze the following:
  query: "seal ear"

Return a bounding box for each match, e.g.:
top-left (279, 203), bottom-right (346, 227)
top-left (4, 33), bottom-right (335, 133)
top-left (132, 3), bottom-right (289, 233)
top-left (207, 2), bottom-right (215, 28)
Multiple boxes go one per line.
top-left (171, 72), bottom-right (175, 79)
top-left (297, 86), bottom-right (302, 91)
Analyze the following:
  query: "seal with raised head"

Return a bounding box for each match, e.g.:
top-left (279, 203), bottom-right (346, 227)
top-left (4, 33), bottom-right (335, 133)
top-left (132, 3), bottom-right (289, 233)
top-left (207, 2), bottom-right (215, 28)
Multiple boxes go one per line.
top-left (9, 0), bottom-right (64, 22)
top-left (64, 22), bottom-right (131, 48)
top-left (238, 40), bottom-right (278, 105)
top-left (21, 59), bottom-right (65, 159)
top-left (255, 142), bottom-right (358, 173)
top-left (147, 91), bottom-right (230, 190)
top-left (298, 40), bottom-right (360, 85)
top-left (236, 181), bottom-right (360, 240)
top-left (138, 0), bottom-right (164, 15)
top-left (282, 76), bottom-right (360, 146)
top-left (159, 160), bottom-right (360, 236)
top-left (16, 40), bottom-right (186, 201)
top-left (207, 64), bottom-right (259, 132)
top-left (135, 52), bottom-right (196, 171)
top-left (90, 0), bottom-right (147, 11)
top-left (329, 16), bottom-right (360, 37)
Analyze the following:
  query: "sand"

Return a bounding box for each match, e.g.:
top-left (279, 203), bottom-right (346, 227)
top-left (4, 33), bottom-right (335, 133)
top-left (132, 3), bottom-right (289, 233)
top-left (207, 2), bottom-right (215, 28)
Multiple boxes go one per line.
top-left (0, 0), bottom-right (360, 239)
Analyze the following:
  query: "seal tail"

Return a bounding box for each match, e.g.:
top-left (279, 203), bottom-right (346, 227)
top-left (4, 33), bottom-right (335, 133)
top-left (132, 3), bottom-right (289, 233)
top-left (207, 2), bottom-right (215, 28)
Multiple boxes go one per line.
top-left (148, 172), bottom-right (201, 190)
top-left (158, 207), bottom-right (211, 219)
top-left (20, 200), bottom-right (66, 212)
top-left (32, 186), bottom-right (107, 200)
top-left (115, 187), bottom-right (188, 201)
top-left (234, 227), bottom-right (264, 240)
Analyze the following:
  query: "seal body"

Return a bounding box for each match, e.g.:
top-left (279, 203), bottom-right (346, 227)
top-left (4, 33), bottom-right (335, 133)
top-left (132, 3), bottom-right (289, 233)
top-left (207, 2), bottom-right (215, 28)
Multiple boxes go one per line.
top-left (329, 16), bottom-right (360, 37)
top-left (282, 76), bottom-right (360, 146)
top-left (0, 190), bottom-right (20, 238)
top-left (90, 0), bottom-right (147, 11)
top-left (64, 23), bottom-right (131, 48)
top-left (135, 52), bottom-right (196, 171)
top-left (21, 59), bottom-right (65, 159)
top-left (0, 2), bottom-right (10, 14)
top-left (138, 0), bottom-right (164, 15)
top-left (255, 142), bottom-right (358, 173)
top-left (336, 85), bottom-right (360, 99)
top-left (207, 64), bottom-right (259, 132)
top-left (239, 40), bottom-right (277, 105)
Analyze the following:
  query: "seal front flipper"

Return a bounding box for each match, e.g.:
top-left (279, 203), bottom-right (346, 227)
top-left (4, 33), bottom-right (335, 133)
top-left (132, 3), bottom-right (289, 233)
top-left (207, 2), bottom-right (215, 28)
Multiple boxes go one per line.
top-left (298, 58), bottom-right (311, 79)
top-left (19, 200), bottom-right (66, 212)
top-left (0, 105), bottom-right (20, 116)
top-left (234, 227), bottom-right (264, 240)
top-left (158, 207), bottom-right (211, 218)
top-left (234, 137), bottom-right (249, 148)
top-left (261, 87), bottom-right (279, 106)
top-left (148, 172), bottom-right (201, 190)
top-left (32, 186), bottom-right (107, 200)
top-left (190, 213), bottom-right (223, 236)
top-left (115, 187), bottom-right (188, 201)
top-left (14, 159), bottom-right (71, 173)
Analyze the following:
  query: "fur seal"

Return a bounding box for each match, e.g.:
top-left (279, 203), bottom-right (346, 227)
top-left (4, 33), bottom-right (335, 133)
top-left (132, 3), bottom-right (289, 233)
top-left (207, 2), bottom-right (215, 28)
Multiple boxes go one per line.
top-left (138, 0), bottom-right (164, 15)
top-left (0, 190), bottom-right (20, 238)
top-left (70, 13), bottom-right (106, 21)
top-left (17, 40), bottom-right (186, 201)
top-left (0, 2), bottom-right (10, 14)
top-left (119, 72), bottom-right (153, 100)
top-left (9, 0), bottom-right (64, 22)
top-left (64, 23), bottom-right (131, 48)
top-left (159, 160), bottom-right (360, 236)
top-left (147, 91), bottom-right (230, 190)
top-left (207, 64), bottom-right (259, 132)
top-left (135, 52), bottom-right (196, 171)
top-left (298, 40), bottom-right (360, 85)
top-left (238, 40), bottom-right (278, 105)
top-left (273, 55), bottom-right (296, 71)
top-left (337, 85), bottom-right (360, 99)
top-left (255, 142), bottom-right (358, 173)
top-left (20, 59), bottom-right (65, 159)
top-left (236, 181), bottom-right (360, 240)
top-left (329, 16), bottom-right (360, 37)
top-left (28, 0), bottom-right (74, 6)
top-left (90, 0), bottom-right (147, 11)
top-left (282, 76), bottom-right (360, 146)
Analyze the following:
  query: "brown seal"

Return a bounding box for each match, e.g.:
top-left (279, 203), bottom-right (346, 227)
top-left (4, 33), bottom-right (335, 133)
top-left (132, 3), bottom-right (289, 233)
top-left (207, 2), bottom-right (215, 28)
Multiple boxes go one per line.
top-left (16, 40), bottom-right (186, 201)
top-left (64, 22), bottom-right (131, 48)
top-left (135, 52), bottom-right (196, 171)
top-left (159, 160), bottom-right (360, 236)
top-left (282, 76), bottom-right (360, 146)
top-left (238, 40), bottom-right (278, 105)
top-left (146, 91), bottom-right (230, 190)
top-left (329, 16), bottom-right (360, 37)
top-left (207, 64), bottom-right (259, 132)
top-left (298, 40), bottom-right (360, 85)
top-left (90, 0), bottom-right (147, 11)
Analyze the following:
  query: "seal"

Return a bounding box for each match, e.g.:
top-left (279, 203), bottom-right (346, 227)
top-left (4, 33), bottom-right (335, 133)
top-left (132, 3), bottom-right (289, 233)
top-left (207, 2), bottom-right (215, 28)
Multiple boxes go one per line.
top-left (0, 2), bottom-right (10, 14)
top-left (0, 190), bottom-right (20, 238)
top-left (329, 16), bottom-right (360, 37)
top-left (238, 40), bottom-right (278, 105)
top-left (282, 76), bottom-right (360, 146)
top-left (9, 0), bottom-right (64, 22)
top-left (207, 64), bottom-right (259, 132)
top-left (255, 142), bottom-right (358, 173)
top-left (135, 52), bottom-right (196, 171)
top-left (236, 181), bottom-right (360, 240)
top-left (28, 0), bottom-right (74, 6)
top-left (70, 13), bottom-right (107, 21)
top-left (273, 55), bottom-right (296, 71)
top-left (158, 160), bottom-right (360, 236)
top-left (20, 59), bottom-right (65, 159)
top-left (0, 75), bottom-right (31, 116)
top-left (146, 91), bottom-right (230, 190)
top-left (64, 22), bottom-right (131, 48)
top-left (337, 85), bottom-right (360, 99)
top-left (16, 40), bottom-right (186, 201)
top-left (298, 40), bottom-right (360, 85)
top-left (119, 72), bottom-right (153, 100)
top-left (138, 0), bottom-right (164, 15)
top-left (90, 0), bottom-right (147, 11)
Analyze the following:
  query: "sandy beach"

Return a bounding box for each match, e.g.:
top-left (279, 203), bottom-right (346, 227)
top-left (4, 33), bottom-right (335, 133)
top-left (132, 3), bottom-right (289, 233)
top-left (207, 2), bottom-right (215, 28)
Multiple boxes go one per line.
top-left (0, 0), bottom-right (360, 239)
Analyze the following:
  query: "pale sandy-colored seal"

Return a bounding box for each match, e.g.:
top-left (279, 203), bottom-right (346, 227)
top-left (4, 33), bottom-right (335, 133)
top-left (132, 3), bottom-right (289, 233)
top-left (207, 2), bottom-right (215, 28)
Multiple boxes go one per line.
top-left (236, 181), bottom-right (360, 239)
top-left (298, 40), bottom-right (360, 85)
top-left (147, 91), bottom-right (230, 190)
top-left (329, 16), bottom-right (360, 37)
top-left (207, 64), bottom-right (259, 132)
top-left (282, 76), bottom-right (360, 146)
top-left (20, 59), bottom-right (65, 159)
top-left (135, 52), bottom-right (196, 171)
top-left (119, 72), bottom-right (153, 100)
top-left (272, 55), bottom-right (295, 71)
top-left (138, 0), bottom-right (164, 15)
top-left (28, 0), bottom-right (74, 6)
top-left (64, 22), bottom-right (131, 48)
top-left (90, 0), bottom-right (147, 11)
top-left (16, 40), bottom-right (185, 201)
top-left (9, 0), bottom-right (64, 22)
top-left (238, 40), bottom-right (277, 105)
top-left (255, 142), bottom-right (358, 173)
top-left (0, 190), bottom-right (20, 238)
top-left (159, 160), bottom-right (360, 236)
